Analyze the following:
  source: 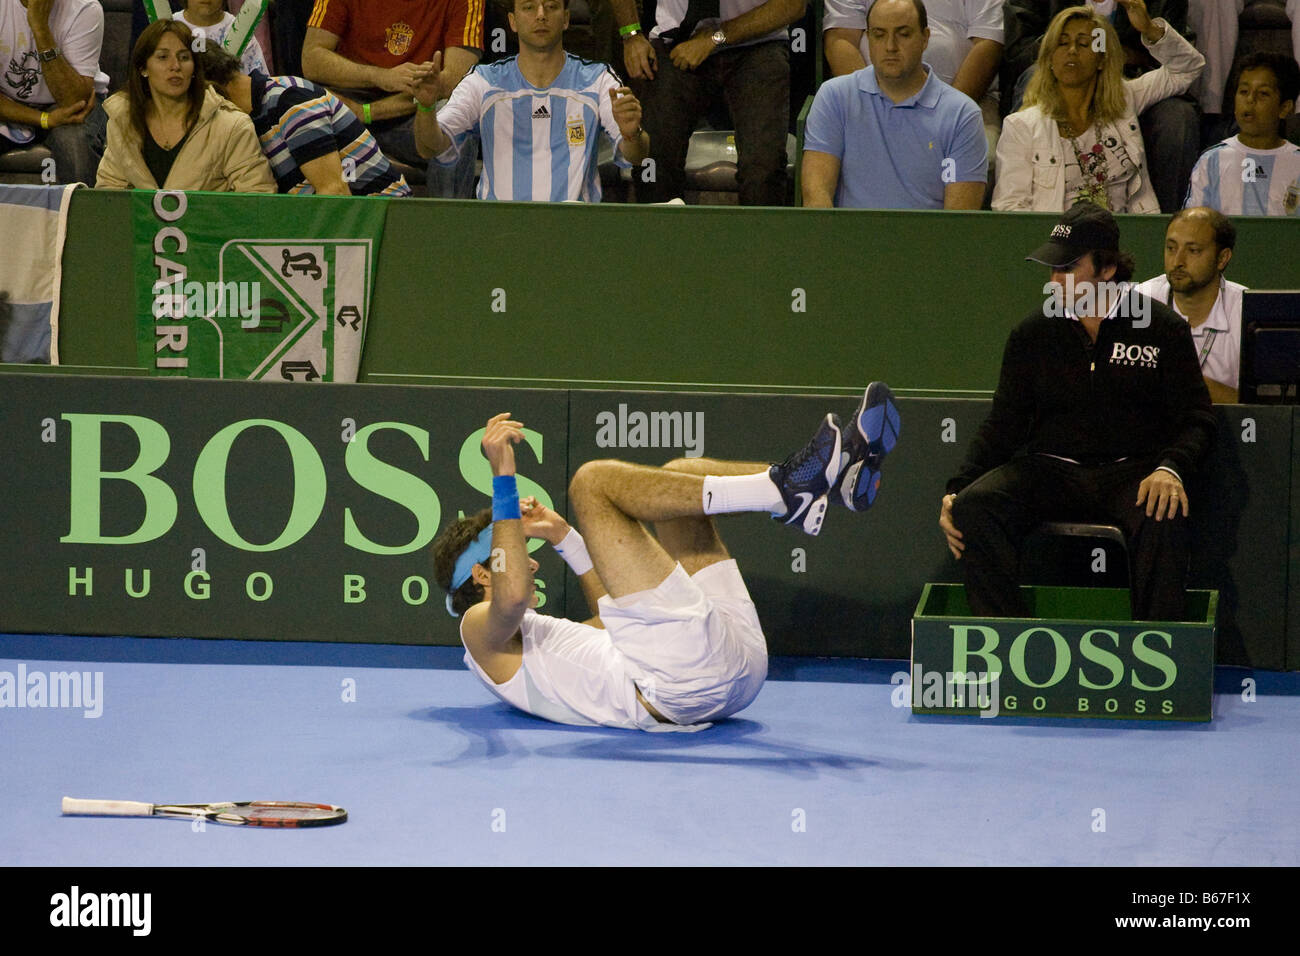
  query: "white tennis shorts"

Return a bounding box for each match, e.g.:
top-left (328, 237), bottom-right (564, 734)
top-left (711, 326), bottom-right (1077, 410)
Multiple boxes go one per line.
top-left (596, 559), bottom-right (769, 725)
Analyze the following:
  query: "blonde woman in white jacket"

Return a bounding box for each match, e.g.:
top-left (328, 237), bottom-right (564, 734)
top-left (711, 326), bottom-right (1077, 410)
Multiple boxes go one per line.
top-left (992, 0), bottom-right (1203, 213)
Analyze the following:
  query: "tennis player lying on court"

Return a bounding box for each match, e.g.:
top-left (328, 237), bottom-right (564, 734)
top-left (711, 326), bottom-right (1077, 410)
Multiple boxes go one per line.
top-left (433, 386), bottom-right (901, 731)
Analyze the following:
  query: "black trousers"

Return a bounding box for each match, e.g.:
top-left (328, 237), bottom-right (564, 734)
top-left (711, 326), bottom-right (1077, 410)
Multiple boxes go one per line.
top-left (637, 39), bottom-right (790, 206)
top-left (951, 455), bottom-right (1191, 620)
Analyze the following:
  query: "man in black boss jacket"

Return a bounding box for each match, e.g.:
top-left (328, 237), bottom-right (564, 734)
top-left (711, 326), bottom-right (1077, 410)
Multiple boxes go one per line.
top-left (938, 202), bottom-right (1215, 620)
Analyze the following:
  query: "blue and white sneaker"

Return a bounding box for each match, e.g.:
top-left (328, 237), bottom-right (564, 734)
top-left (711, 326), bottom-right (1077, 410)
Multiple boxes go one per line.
top-left (836, 382), bottom-right (901, 511)
top-left (770, 413), bottom-right (843, 535)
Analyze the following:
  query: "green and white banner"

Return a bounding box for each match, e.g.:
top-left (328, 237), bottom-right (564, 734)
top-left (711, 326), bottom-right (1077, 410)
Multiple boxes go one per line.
top-left (134, 191), bottom-right (386, 383)
top-left (141, 0), bottom-right (172, 21)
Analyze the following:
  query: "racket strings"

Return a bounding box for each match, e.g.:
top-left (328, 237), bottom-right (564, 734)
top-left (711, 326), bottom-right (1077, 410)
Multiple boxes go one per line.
top-left (220, 802), bottom-right (347, 826)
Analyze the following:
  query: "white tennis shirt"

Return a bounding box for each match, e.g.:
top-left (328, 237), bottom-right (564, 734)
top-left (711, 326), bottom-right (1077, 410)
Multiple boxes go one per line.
top-left (461, 610), bottom-right (704, 732)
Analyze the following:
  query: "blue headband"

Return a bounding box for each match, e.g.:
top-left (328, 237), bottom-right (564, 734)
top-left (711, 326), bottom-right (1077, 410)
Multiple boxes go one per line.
top-left (446, 525), bottom-right (494, 617)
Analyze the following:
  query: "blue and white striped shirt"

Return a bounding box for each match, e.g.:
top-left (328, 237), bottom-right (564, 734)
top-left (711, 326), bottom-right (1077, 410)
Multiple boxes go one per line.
top-left (435, 55), bottom-right (629, 202)
top-left (1185, 136), bottom-right (1300, 217)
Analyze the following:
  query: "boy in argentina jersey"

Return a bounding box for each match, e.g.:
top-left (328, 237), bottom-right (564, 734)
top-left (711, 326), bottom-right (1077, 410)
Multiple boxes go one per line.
top-left (435, 394), bottom-right (900, 732)
top-left (1186, 52), bottom-right (1300, 217)
top-left (413, 0), bottom-right (648, 200)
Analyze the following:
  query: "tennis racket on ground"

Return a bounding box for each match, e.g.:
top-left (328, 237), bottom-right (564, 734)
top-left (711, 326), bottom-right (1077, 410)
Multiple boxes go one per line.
top-left (61, 797), bottom-right (347, 828)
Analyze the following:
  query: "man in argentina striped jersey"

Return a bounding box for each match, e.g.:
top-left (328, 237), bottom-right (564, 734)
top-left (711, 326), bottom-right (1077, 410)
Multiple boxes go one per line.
top-left (413, 0), bottom-right (649, 201)
top-left (200, 43), bottom-right (411, 196)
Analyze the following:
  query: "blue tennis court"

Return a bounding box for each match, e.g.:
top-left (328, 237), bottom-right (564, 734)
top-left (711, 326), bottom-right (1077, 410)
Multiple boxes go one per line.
top-left (3, 632), bottom-right (1297, 867)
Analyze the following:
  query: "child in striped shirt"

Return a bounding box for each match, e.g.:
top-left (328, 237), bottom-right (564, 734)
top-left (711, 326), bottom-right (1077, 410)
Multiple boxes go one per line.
top-left (1185, 52), bottom-right (1300, 217)
top-left (200, 43), bottom-right (410, 196)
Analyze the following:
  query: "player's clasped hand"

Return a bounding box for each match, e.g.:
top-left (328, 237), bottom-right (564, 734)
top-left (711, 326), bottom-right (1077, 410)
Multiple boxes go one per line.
top-left (939, 493), bottom-right (964, 560)
top-left (1135, 469), bottom-right (1188, 521)
top-left (481, 412), bottom-right (525, 477)
top-left (520, 496), bottom-right (569, 544)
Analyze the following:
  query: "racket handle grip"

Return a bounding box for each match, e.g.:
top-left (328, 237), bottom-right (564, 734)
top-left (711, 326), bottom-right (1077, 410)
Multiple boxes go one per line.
top-left (62, 797), bottom-right (155, 816)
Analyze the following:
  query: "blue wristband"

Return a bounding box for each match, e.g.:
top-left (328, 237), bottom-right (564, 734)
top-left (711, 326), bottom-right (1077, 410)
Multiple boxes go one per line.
top-left (492, 475), bottom-right (521, 521)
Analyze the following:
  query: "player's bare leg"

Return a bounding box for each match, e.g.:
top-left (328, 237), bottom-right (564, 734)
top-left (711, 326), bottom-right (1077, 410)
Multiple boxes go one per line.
top-left (568, 393), bottom-right (898, 597)
top-left (653, 457), bottom-right (768, 575)
top-left (569, 421), bottom-right (843, 596)
top-left (568, 460), bottom-right (710, 598)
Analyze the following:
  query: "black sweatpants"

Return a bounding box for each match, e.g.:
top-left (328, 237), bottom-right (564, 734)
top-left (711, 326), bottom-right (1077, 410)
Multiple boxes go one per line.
top-left (951, 455), bottom-right (1191, 621)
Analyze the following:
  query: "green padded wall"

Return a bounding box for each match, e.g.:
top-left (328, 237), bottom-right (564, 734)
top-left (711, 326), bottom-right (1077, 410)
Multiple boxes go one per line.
top-left (56, 192), bottom-right (1300, 395)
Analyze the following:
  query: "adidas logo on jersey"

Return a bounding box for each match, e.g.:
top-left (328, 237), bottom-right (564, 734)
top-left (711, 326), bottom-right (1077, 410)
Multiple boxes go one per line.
top-left (1242, 157), bottom-right (1269, 182)
top-left (532, 104), bottom-right (551, 120)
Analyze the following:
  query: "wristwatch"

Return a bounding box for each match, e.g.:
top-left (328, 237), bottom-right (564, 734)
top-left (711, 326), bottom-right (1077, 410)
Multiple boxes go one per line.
top-left (36, 47), bottom-right (60, 62)
top-left (710, 29), bottom-right (727, 48)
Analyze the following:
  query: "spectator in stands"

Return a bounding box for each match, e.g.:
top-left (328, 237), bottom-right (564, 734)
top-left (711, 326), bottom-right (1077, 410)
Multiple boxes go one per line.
top-left (413, 0), bottom-right (646, 201)
top-left (198, 43), bottom-right (410, 196)
top-left (993, 1), bottom-right (1203, 213)
top-left (1135, 207), bottom-right (1244, 403)
top-left (0, 0), bottom-right (108, 183)
top-left (96, 18), bottom-right (274, 191)
top-left (1186, 52), bottom-right (1300, 217)
top-left (301, 0), bottom-right (484, 198)
top-left (1188, 1), bottom-right (1300, 121)
top-left (823, 0), bottom-right (1004, 166)
top-left (802, 0), bottom-right (987, 208)
top-left (610, 0), bottom-right (805, 205)
top-left (1002, 0), bottom-right (1201, 212)
top-left (173, 0), bottom-right (270, 76)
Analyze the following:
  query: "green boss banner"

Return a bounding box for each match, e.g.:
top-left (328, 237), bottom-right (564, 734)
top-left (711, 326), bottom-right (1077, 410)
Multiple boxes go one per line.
top-left (0, 375), bottom-right (568, 645)
top-left (134, 191), bottom-right (387, 382)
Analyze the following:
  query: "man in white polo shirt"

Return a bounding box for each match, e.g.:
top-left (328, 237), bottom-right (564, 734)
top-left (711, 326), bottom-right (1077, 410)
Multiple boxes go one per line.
top-left (1135, 207), bottom-right (1245, 404)
top-left (802, 0), bottom-right (986, 208)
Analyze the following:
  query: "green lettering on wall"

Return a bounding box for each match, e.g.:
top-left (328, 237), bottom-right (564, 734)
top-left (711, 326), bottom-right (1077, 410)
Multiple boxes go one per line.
top-left (192, 420), bottom-right (326, 551)
top-left (343, 423), bottom-right (441, 555)
top-left (61, 414), bottom-right (177, 544)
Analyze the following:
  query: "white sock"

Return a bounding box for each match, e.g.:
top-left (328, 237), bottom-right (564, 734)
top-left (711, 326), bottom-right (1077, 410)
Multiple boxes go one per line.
top-left (702, 472), bottom-right (783, 515)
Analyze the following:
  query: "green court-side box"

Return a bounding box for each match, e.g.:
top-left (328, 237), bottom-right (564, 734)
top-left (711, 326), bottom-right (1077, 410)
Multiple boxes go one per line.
top-left (911, 585), bottom-right (1218, 721)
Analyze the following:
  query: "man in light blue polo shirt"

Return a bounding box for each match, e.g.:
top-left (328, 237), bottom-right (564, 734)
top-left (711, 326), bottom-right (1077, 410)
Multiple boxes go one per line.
top-left (803, 0), bottom-right (987, 209)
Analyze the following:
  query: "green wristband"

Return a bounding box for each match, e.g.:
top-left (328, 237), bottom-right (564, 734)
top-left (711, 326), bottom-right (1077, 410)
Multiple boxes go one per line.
top-left (362, 102), bottom-right (372, 124)
top-left (619, 21), bottom-right (642, 37)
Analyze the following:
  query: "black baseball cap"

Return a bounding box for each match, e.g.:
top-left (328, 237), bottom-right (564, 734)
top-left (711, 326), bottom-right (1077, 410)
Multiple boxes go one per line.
top-left (1025, 202), bottom-right (1121, 268)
